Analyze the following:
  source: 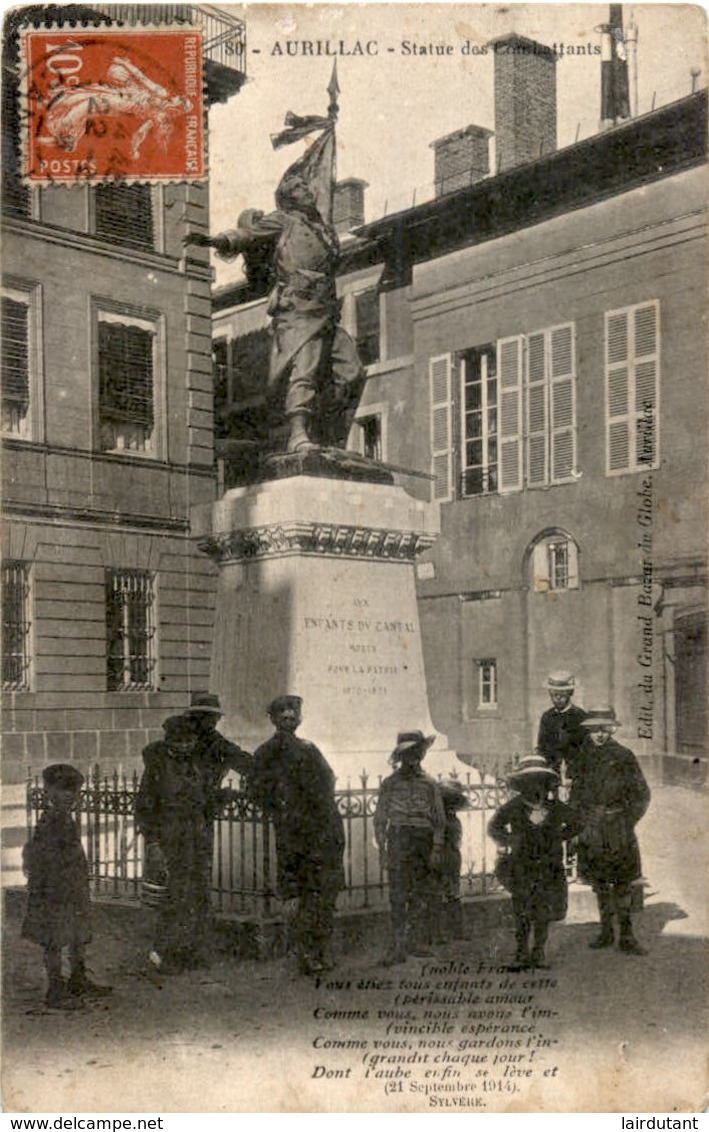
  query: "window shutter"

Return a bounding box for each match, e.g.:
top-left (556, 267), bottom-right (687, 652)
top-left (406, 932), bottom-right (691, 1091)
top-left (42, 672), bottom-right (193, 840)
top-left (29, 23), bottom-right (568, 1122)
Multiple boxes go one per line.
top-left (429, 354), bottom-right (453, 501)
top-left (550, 323), bottom-right (576, 481)
top-left (526, 331), bottom-right (547, 486)
top-left (1, 296), bottom-right (29, 406)
top-left (633, 302), bottom-right (659, 467)
top-left (99, 321), bottom-right (155, 429)
top-left (497, 336), bottom-right (523, 493)
top-left (95, 185), bottom-right (154, 250)
top-left (567, 540), bottom-right (580, 589)
top-left (606, 310), bottom-right (630, 472)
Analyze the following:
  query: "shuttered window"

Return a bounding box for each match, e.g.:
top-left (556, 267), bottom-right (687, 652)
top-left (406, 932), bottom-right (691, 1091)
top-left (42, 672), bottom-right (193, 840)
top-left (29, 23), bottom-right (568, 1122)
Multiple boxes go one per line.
top-left (550, 325), bottom-right (576, 482)
top-left (526, 332), bottom-right (547, 486)
top-left (2, 296), bottom-right (29, 408)
top-left (94, 185), bottom-right (154, 250)
top-left (2, 75), bottom-right (31, 219)
top-left (497, 336), bottom-right (524, 493)
top-left (106, 569), bottom-right (157, 691)
top-left (98, 315), bottom-right (155, 452)
top-left (605, 301), bottom-right (660, 474)
top-left (524, 323), bottom-right (576, 488)
top-left (429, 354), bottom-right (453, 501)
top-left (2, 284), bottom-right (40, 438)
top-left (433, 323), bottom-right (576, 501)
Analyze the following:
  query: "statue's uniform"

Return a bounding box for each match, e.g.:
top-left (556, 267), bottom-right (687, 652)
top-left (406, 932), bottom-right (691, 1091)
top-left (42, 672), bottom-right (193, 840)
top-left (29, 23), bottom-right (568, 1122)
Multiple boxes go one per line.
top-left (218, 208), bottom-right (365, 448)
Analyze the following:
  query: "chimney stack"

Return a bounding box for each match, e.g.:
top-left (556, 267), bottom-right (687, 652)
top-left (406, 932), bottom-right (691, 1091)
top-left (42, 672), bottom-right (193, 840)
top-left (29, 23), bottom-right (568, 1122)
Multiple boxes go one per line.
top-left (430, 125), bottom-right (492, 196)
top-left (492, 34), bottom-right (557, 172)
top-left (333, 178), bottom-right (368, 233)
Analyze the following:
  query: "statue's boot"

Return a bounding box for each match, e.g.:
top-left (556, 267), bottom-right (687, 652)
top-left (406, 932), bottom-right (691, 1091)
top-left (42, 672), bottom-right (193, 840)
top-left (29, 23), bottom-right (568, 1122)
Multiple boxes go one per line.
top-left (287, 413), bottom-right (318, 453)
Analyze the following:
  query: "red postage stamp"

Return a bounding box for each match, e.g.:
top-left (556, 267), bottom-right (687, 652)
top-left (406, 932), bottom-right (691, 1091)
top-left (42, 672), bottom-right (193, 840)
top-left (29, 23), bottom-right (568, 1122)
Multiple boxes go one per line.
top-left (21, 28), bottom-right (205, 183)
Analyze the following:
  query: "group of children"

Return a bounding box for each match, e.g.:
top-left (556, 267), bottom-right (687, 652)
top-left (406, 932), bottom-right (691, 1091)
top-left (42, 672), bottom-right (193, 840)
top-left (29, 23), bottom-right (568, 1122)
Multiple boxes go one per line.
top-left (23, 709), bottom-right (646, 1005)
top-left (373, 730), bottom-right (620, 971)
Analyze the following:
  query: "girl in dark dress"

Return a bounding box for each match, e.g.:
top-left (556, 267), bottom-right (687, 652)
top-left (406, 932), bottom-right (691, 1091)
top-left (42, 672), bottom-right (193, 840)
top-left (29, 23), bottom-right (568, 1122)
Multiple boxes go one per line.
top-left (489, 755), bottom-right (582, 969)
top-left (23, 764), bottom-right (111, 1009)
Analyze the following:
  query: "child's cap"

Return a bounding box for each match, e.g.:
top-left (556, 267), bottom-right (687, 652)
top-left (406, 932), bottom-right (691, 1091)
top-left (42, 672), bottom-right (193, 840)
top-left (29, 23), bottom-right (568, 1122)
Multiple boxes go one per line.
top-left (43, 763), bottom-right (84, 791)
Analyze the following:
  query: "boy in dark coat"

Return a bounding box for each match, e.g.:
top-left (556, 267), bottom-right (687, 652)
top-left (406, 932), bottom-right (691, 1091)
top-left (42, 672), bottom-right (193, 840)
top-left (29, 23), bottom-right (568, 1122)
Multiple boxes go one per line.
top-left (489, 754), bottom-right (583, 969)
top-left (22, 763), bottom-right (111, 1009)
top-left (136, 712), bottom-right (242, 974)
top-left (250, 695), bottom-right (345, 976)
top-left (537, 671), bottom-right (587, 781)
top-left (569, 707), bottom-right (651, 955)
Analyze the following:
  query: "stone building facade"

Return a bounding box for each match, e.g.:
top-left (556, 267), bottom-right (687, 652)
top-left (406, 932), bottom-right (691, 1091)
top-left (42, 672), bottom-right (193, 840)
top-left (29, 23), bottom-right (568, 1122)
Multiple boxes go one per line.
top-left (1, 5), bottom-right (247, 808)
top-left (213, 46), bottom-right (707, 785)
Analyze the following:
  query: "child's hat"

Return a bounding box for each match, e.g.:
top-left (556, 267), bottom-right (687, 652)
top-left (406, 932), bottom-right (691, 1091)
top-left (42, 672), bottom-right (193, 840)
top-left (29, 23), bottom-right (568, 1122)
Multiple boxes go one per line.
top-left (546, 671), bottom-right (575, 692)
top-left (42, 763), bottom-right (84, 790)
top-left (392, 730), bottom-right (436, 758)
top-left (581, 706), bottom-right (620, 729)
top-left (507, 754), bottom-right (558, 788)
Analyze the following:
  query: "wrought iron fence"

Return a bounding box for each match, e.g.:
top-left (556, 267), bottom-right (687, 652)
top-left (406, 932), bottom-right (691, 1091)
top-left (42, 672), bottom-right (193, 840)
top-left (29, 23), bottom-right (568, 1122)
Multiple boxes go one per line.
top-left (26, 766), bottom-right (512, 919)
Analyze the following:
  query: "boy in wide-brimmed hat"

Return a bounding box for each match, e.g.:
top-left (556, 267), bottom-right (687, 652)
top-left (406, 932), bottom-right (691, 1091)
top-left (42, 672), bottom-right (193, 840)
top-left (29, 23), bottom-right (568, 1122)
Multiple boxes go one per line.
top-left (374, 731), bottom-right (445, 964)
top-left (22, 764), bottom-right (112, 1008)
top-left (569, 708), bottom-right (651, 955)
top-left (488, 754), bottom-right (583, 969)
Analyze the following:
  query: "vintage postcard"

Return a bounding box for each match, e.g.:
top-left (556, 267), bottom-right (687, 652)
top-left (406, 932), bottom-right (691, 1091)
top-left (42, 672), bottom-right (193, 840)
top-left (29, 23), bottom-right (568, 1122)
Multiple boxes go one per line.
top-left (1, 0), bottom-right (707, 1117)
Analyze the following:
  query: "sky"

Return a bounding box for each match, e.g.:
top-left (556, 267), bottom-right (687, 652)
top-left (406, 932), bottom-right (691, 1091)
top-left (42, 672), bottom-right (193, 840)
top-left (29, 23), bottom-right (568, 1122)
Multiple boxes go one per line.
top-left (207, 2), bottom-right (706, 283)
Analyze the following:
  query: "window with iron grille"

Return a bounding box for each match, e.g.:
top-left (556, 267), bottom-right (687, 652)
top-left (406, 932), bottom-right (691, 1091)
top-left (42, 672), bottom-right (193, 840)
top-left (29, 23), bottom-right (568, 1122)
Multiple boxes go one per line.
top-left (477, 658), bottom-right (498, 707)
top-left (354, 288), bottom-right (380, 368)
top-left (548, 540), bottom-right (569, 589)
top-left (105, 569), bottom-right (156, 691)
top-left (98, 314), bottom-right (156, 453)
top-left (461, 344), bottom-right (498, 496)
top-left (94, 185), bottom-right (154, 250)
top-left (2, 292), bottom-right (30, 434)
top-left (2, 561), bottom-right (31, 691)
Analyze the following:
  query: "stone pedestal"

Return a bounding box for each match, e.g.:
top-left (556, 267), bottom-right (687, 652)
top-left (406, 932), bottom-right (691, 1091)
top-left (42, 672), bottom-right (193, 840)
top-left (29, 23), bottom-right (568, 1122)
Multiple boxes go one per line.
top-left (193, 472), bottom-right (454, 780)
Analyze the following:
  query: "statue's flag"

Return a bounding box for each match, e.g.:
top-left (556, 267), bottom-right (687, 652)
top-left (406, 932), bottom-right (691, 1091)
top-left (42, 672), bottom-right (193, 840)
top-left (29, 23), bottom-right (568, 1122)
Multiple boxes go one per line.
top-left (601, 4), bottom-right (630, 123)
top-left (270, 64), bottom-right (339, 227)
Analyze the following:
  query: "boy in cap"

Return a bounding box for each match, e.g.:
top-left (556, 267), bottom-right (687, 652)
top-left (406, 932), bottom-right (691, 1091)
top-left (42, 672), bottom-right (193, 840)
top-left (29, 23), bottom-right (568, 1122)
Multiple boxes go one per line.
top-left (488, 755), bottom-right (583, 969)
top-left (250, 695), bottom-right (345, 976)
top-left (537, 671), bottom-right (587, 782)
top-left (569, 708), bottom-right (650, 955)
top-left (22, 764), bottom-right (112, 1009)
top-left (374, 731), bottom-right (446, 963)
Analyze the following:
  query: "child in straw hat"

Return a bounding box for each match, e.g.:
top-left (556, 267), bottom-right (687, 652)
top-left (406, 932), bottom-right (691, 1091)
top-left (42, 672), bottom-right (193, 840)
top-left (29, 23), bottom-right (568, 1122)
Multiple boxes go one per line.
top-left (489, 754), bottom-right (583, 969)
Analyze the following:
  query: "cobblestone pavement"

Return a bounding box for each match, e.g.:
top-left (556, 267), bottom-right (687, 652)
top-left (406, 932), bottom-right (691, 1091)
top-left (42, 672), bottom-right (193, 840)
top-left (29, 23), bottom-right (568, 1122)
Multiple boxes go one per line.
top-left (2, 785), bottom-right (707, 1113)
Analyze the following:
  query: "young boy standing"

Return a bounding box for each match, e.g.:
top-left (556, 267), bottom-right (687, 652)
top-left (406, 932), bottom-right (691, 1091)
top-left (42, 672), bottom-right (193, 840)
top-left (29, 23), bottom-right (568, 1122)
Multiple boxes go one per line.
top-left (374, 731), bottom-right (445, 964)
top-left (488, 754), bottom-right (582, 969)
top-left (22, 763), bottom-right (111, 1009)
